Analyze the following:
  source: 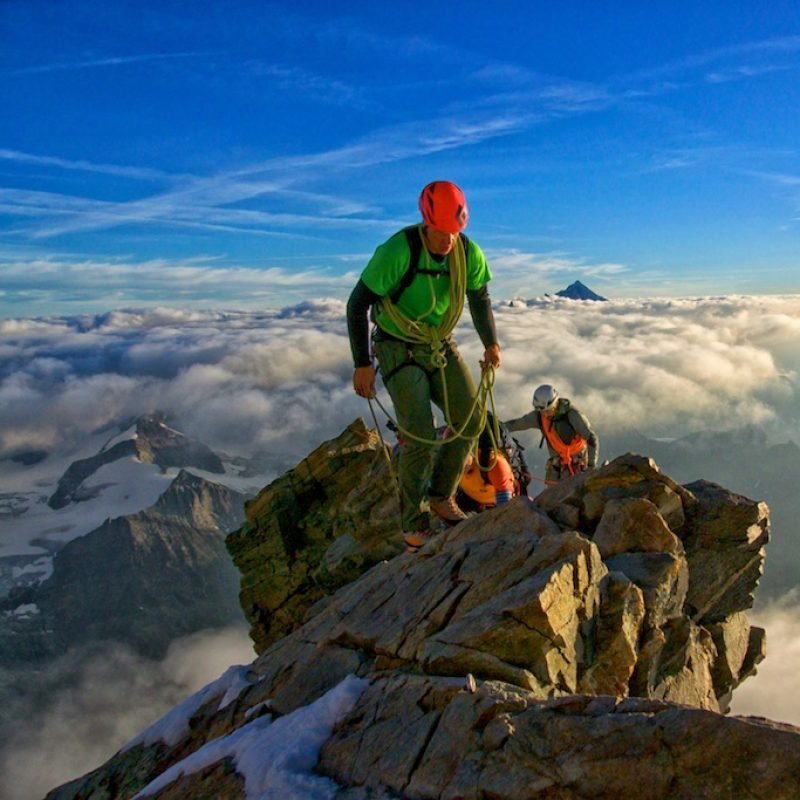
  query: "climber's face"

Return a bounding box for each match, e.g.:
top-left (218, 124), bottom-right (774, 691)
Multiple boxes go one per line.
top-left (423, 226), bottom-right (457, 256)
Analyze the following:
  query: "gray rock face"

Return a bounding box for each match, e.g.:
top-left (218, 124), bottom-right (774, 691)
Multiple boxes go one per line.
top-left (46, 424), bottom-right (795, 800)
top-left (319, 675), bottom-right (800, 800)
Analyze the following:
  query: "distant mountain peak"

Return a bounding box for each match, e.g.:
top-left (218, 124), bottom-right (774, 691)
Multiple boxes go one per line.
top-left (555, 281), bottom-right (607, 301)
top-left (47, 414), bottom-right (225, 510)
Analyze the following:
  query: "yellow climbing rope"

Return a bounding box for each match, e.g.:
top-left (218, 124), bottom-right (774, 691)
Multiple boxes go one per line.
top-left (367, 363), bottom-right (499, 483)
top-left (375, 224), bottom-right (466, 366)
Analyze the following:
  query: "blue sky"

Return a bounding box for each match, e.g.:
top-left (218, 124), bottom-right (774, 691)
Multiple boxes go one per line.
top-left (1, 1), bottom-right (799, 316)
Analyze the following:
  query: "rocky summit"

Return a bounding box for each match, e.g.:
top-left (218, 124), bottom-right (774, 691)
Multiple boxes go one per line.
top-left (48, 418), bottom-right (800, 799)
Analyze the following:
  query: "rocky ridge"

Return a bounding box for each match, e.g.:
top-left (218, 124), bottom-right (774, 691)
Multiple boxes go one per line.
top-left (46, 417), bottom-right (800, 800)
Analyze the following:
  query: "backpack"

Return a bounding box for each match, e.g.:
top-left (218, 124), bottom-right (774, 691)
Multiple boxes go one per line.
top-left (478, 412), bottom-right (530, 489)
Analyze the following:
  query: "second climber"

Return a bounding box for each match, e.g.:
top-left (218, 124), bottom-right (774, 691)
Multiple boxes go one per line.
top-left (504, 384), bottom-right (598, 483)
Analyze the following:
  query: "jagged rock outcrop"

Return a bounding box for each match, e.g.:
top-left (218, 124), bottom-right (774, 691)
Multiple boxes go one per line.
top-left (603, 426), bottom-right (800, 598)
top-left (47, 420), bottom-right (792, 799)
top-left (226, 418), bottom-right (401, 652)
top-left (1, 470), bottom-right (247, 663)
top-left (48, 412), bottom-right (225, 509)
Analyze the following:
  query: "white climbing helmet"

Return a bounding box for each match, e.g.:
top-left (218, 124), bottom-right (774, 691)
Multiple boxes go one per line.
top-left (532, 384), bottom-right (559, 411)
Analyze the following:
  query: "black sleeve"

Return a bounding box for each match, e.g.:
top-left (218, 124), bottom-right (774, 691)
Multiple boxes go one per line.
top-left (467, 284), bottom-right (498, 349)
top-left (347, 279), bottom-right (381, 367)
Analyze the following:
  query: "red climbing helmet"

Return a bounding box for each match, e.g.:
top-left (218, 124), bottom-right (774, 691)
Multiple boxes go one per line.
top-left (418, 181), bottom-right (469, 233)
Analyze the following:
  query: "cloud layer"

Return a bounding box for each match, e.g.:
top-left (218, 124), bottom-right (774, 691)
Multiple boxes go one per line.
top-left (0, 626), bottom-right (254, 800)
top-left (1, 295), bottom-right (797, 469)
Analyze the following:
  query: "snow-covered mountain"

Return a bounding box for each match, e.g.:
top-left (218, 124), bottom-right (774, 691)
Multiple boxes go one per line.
top-left (47, 412), bottom-right (225, 510)
top-left (0, 413), bottom-right (266, 597)
top-left (0, 413), bottom-right (261, 675)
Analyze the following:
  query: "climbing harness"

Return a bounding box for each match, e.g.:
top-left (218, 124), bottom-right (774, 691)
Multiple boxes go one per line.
top-left (539, 413), bottom-right (588, 476)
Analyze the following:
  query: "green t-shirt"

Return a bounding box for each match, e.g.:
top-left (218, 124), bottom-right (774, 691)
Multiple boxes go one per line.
top-left (360, 228), bottom-right (492, 338)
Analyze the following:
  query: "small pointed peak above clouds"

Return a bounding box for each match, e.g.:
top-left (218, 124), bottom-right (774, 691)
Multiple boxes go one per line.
top-left (555, 281), bottom-right (608, 301)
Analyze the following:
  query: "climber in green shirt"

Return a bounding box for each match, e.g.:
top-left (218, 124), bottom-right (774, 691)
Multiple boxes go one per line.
top-left (347, 181), bottom-right (501, 550)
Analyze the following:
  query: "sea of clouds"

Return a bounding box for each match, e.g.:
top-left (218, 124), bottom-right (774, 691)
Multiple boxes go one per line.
top-left (1, 294), bottom-right (797, 465)
top-left (0, 626), bottom-right (255, 800)
top-left (0, 293), bottom-right (798, 797)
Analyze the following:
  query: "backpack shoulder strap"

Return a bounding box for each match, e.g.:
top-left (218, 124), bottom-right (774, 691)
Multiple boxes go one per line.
top-left (459, 232), bottom-right (470, 261)
top-left (389, 227), bottom-right (470, 304)
top-left (389, 225), bottom-right (423, 304)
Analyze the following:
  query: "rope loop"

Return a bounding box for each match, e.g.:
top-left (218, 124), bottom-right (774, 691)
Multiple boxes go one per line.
top-left (368, 361), bottom-right (495, 451)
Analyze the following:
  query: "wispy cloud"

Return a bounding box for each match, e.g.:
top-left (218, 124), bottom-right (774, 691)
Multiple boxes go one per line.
top-left (486, 248), bottom-right (629, 299)
top-left (246, 61), bottom-right (368, 108)
top-left (10, 51), bottom-right (212, 76)
top-left (0, 148), bottom-right (176, 181)
top-left (311, 19), bottom-right (459, 65)
top-left (0, 183), bottom-right (390, 240)
top-left (0, 256), bottom-right (357, 316)
top-left (705, 63), bottom-right (793, 84)
top-left (470, 34), bottom-right (800, 125)
top-left (747, 169), bottom-right (800, 187)
top-left (617, 35), bottom-right (800, 86)
top-left (1, 109), bottom-right (529, 241)
top-left (4, 23), bottom-right (800, 269)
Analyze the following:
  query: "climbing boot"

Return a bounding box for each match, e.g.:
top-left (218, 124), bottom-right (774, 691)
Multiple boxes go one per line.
top-left (428, 495), bottom-right (468, 526)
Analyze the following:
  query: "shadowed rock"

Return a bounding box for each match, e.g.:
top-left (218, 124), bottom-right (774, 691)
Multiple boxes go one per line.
top-left (226, 418), bottom-right (402, 652)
